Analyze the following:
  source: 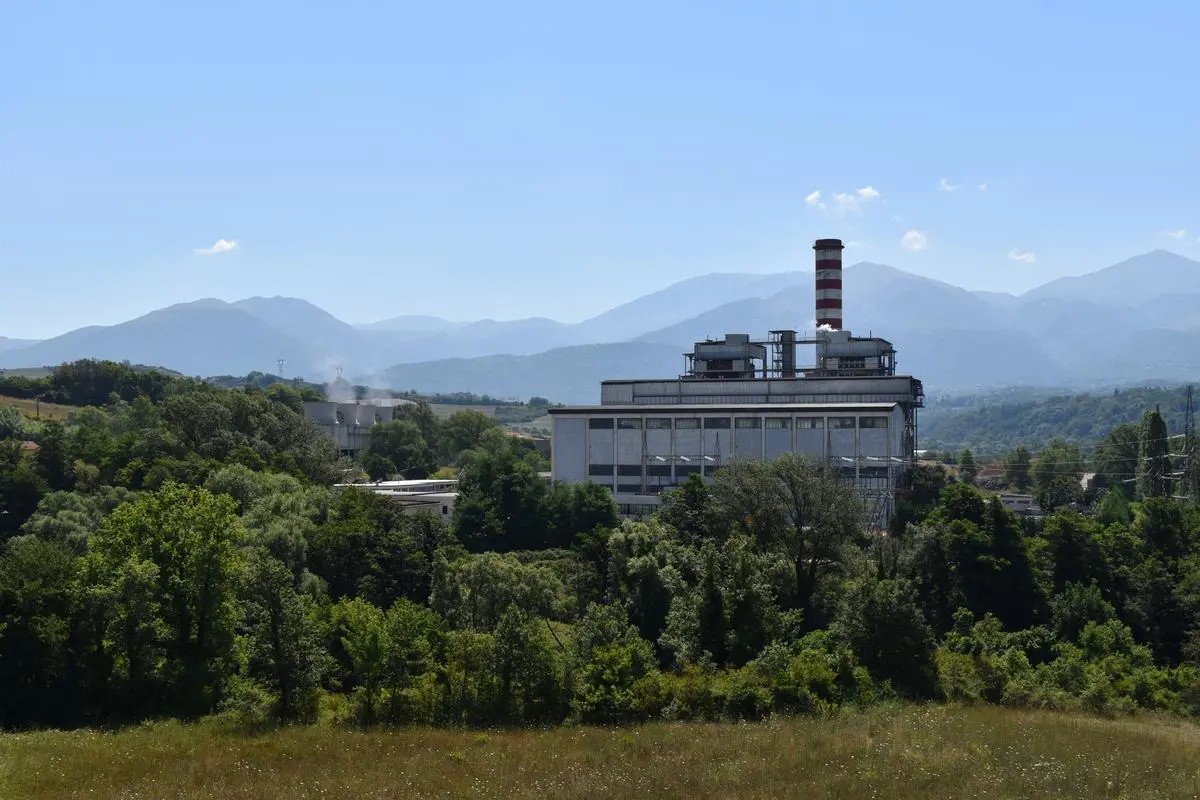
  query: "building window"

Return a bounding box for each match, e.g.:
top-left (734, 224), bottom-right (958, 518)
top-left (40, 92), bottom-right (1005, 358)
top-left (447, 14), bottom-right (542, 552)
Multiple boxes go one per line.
top-left (703, 464), bottom-right (722, 477)
top-left (647, 464), bottom-right (671, 477)
top-left (617, 464), bottom-right (642, 477)
top-left (617, 418), bottom-right (641, 429)
top-left (616, 483), bottom-right (642, 494)
top-left (796, 417), bottom-right (824, 429)
top-left (646, 418), bottom-right (672, 429)
top-left (735, 417), bottom-right (761, 429)
top-left (839, 356), bottom-right (866, 370)
top-left (588, 418), bottom-right (614, 429)
top-left (859, 416), bottom-right (889, 428)
top-left (677, 465), bottom-right (701, 477)
top-left (703, 417), bottom-right (731, 429)
top-left (829, 417), bottom-right (856, 429)
top-left (675, 418), bottom-right (700, 429)
top-left (441, 505), bottom-right (449, 515)
top-left (588, 464), bottom-right (614, 476)
top-left (765, 417), bottom-right (791, 429)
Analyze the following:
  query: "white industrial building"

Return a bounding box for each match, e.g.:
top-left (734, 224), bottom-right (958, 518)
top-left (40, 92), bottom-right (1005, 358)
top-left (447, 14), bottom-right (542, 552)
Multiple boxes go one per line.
top-left (333, 478), bottom-right (459, 522)
top-left (304, 399), bottom-right (414, 457)
top-left (549, 238), bottom-right (925, 528)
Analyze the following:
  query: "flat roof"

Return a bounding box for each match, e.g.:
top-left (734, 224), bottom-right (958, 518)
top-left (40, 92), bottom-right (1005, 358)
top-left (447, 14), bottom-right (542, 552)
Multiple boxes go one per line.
top-left (549, 402), bottom-right (901, 414)
top-left (599, 375), bottom-right (919, 385)
top-left (334, 479), bottom-right (457, 488)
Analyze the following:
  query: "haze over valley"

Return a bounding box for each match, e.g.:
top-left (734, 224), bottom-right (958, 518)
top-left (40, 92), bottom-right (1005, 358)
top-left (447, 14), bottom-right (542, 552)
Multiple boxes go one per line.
top-left (4, 249), bottom-right (1200, 402)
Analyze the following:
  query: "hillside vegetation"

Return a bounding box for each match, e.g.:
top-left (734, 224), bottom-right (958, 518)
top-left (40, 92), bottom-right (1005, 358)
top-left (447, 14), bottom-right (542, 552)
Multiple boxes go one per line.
top-left (2, 359), bottom-right (1200, 800)
top-left (3, 705), bottom-right (1198, 799)
top-left (921, 386), bottom-right (1195, 455)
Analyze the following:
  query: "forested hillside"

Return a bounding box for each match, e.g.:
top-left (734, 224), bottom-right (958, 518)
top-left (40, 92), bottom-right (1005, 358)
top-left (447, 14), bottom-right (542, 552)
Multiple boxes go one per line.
top-left (920, 386), bottom-right (1194, 455)
top-left (1, 361), bottom-right (1199, 733)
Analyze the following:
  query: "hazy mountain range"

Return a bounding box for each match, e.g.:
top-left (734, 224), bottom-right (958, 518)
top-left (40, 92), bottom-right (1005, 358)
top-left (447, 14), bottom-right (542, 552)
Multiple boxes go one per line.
top-left (3, 250), bottom-right (1200, 403)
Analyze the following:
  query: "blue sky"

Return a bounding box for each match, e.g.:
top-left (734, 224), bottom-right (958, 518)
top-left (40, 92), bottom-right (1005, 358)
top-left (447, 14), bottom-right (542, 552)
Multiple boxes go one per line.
top-left (3, 1), bottom-right (1199, 338)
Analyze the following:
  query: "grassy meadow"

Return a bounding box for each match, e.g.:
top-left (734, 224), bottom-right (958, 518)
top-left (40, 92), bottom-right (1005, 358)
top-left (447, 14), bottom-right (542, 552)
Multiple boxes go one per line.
top-left (1, 705), bottom-right (1197, 799)
top-left (428, 403), bottom-right (499, 420)
top-left (0, 395), bottom-right (77, 421)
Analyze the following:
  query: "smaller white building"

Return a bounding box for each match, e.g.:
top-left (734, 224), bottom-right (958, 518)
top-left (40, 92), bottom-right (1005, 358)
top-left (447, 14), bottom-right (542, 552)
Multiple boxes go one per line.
top-left (333, 478), bottom-right (458, 522)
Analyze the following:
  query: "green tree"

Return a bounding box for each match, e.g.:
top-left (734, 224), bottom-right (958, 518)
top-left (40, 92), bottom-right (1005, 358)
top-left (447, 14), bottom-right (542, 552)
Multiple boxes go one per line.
top-left (391, 401), bottom-right (441, 452)
top-left (958, 449), bottom-right (979, 484)
top-left (1003, 446), bottom-right (1032, 491)
top-left (366, 420), bottom-right (436, 479)
top-left (544, 481), bottom-right (619, 550)
top-left (240, 552), bottom-right (332, 722)
top-left (1094, 423), bottom-right (1140, 498)
top-left (1032, 438), bottom-right (1084, 494)
top-left (439, 410), bottom-right (502, 463)
top-left (711, 453), bottom-right (863, 624)
top-left (0, 405), bottom-right (28, 440)
top-left (451, 433), bottom-right (548, 551)
top-left (658, 473), bottom-right (722, 545)
top-left (1138, 408), bottom-right (1171, 499)
top-left (0, 537), bottom-right (82, 726)
top-left (832, 575), bottom-right (937, 698)
top-left (87, 483), bottom-right (245, 715)
top-left (333, 597), bottom-right (390, 723)
top-left (492, 603), bottom-right (563, 723)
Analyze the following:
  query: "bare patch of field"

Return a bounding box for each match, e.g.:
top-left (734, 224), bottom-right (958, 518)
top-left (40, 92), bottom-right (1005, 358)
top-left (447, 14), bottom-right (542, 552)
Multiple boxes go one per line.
top-left (0, 396), bottom-right (77, 421)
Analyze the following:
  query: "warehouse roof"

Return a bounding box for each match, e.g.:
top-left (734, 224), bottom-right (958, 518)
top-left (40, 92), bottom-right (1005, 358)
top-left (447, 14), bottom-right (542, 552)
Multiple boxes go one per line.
top-left (549, 401), bottom-right (901, 414)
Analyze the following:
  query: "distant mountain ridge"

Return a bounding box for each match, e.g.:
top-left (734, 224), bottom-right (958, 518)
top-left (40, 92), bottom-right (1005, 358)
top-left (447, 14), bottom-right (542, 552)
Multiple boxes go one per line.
top-left (4, 250), bottom-right (1200, 401)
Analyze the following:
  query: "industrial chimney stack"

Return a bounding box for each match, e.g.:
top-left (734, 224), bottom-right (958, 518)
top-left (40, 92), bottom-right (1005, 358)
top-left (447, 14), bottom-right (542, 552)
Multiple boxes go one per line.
top-left (813, 238), bottom-right (844, 331)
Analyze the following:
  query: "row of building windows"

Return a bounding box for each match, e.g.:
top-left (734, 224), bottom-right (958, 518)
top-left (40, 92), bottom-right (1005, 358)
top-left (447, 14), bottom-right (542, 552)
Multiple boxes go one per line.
top-left (588, 415), bottom-right (888, 430)
top-left (587, 464), bottom-right (894, 483)
top-left (602, 394), bottom-right (911, 405)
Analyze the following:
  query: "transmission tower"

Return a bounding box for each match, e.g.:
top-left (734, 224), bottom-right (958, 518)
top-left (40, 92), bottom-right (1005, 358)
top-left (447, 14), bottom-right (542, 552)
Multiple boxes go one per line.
top-left (276, 358), bottom-right (286, 378)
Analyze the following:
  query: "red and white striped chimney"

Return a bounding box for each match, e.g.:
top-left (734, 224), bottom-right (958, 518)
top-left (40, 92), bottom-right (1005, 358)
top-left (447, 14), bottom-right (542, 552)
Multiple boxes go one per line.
top-left (813, 238), bottom-right (844, 330)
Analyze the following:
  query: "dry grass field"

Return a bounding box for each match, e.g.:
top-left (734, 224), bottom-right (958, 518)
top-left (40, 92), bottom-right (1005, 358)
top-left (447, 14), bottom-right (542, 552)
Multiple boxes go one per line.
top-left (0, 395), bottom-right (77, 421)
top-left (429, 403), bottom-right (498, 420)
top-left (1, 705), bottom-right (1197, 799)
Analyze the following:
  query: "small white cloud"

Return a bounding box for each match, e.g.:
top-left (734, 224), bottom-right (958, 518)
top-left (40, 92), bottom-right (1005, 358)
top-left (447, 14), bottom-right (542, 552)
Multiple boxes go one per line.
top-left (1008, 248), bottom-right (1036, 264)
top-left (891, 214), bottom-right (906, 224)
top-left (978, 182), bottom-right (988, 193)
top-left (1159, 228), bottom-right (1188, 241)
top-left (194, 239), bottom-right (238, 255)
top-left (901, 230), bottom-right (928, 251)
top-left (832, 185), bottom-right (882, 215)
top-left (939, 177), bottom-right (961, 193)
top-left (804, 190), bottom-right (824, 209)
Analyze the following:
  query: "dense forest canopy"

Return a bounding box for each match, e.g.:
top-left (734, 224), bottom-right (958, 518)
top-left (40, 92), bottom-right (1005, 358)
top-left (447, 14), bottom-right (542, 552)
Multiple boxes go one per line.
top-left (921, 385), bottom-right (1195, 455)
top-left (0, 360), bottom-right (1199, 730)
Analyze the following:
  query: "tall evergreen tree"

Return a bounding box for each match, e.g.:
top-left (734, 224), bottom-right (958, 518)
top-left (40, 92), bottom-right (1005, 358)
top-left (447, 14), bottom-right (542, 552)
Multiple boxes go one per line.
top-left (958, 449), bottom-right (979, 484)
top-left (1138, 408), bottom-right (1171, 499)
top-left (1003, 446), bottom-right (1033, 491)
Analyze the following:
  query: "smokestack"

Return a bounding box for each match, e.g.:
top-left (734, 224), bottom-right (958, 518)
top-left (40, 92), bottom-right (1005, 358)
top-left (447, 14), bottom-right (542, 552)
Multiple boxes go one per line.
top-left (813, 238), bottom-right (844, 330)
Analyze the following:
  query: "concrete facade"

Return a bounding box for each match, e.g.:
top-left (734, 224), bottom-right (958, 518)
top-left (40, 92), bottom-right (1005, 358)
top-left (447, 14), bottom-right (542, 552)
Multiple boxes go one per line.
top-left (551, 402), bottom-right (906, 522)
top-left (304, 400), bottom-right (410, 456)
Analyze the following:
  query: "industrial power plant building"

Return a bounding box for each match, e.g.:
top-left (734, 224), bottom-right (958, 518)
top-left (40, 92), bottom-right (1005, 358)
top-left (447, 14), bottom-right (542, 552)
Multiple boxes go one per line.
top-left (549, 238), bottom-right (925, 527)
top-left (303, 399), bottom-right (414, 457)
